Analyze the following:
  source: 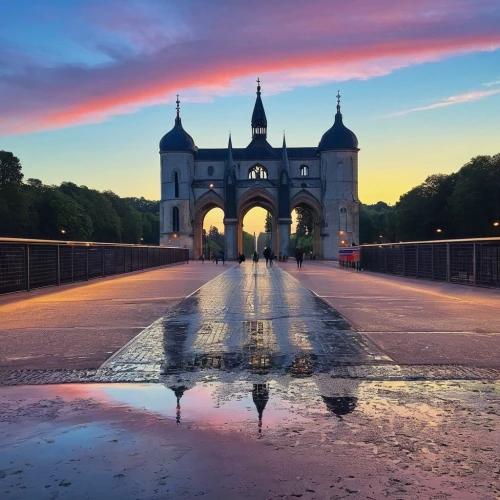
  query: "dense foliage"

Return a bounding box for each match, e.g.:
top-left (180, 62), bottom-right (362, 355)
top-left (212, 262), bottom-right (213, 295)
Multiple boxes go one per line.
top-left (2, 150), bottom-right (498, 246)
top-left (0, 151), bottom-right (160, 244)
top-left (360, 154), bottom-right (500, 243)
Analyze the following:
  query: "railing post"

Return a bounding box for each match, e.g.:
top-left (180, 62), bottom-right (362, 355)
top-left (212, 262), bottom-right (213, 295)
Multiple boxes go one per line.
top-left (25, 244), bottom-right (30, 292)
top-left (71, 246), bottom-right (74, 283)
top-left (416, 245), bottom-right (419, 278)
top-left (402, 246), bottom-right (406, 277)
top-left (473, 243), bottom-right (477, 286)
top-left (101, 246), bottom-right (105, 277)
top-left (86, 246), bottom-right (89, 281)
top-left (114, 247), bottom-right (117, 275)
top-left (446, 242), bottom-right (451, 283)
top-left (56, 244), bottom-right (61, 286)
top-left (431, 244), bottom-right (434, 280)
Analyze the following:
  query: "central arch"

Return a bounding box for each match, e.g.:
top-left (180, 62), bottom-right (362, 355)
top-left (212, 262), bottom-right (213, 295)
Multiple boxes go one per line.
top-left (237, 186), bottom-right (279, 257)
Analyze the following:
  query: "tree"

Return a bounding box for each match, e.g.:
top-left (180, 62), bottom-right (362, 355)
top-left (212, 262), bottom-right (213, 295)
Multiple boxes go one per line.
top-left (295, 206), bottom-right (313, 238)
top-left (0, 151), bottom-right (23, 189)
top-left (242, 230), bottom-right (255, 257)
top-left (264, 212), bottom-right (273, 233)
top-left (448, 155), bottom-right (500, 238)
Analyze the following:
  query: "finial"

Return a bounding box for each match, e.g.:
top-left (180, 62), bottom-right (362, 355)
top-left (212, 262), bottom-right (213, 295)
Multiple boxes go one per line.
top-left (336, 90), bottom-right (341, 113)
top-left (176, 94), bottom-right (180, 120)
top-left (256, 77), bottom-right (261, 94)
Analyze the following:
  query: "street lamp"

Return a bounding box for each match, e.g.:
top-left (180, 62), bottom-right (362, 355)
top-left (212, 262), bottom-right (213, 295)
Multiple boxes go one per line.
top-left (60, 229), bottom-right (66, 235)
top-left (209, 183), bottom-right (214, 189)
top-left (436, 228), bottom-right (442, 233)
top-left (494, 222), bottom-right (499, 227)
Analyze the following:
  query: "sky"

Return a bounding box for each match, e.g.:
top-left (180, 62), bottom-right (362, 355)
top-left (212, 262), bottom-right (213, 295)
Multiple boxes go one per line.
top-left (1, 0), bottom-right (499, 234)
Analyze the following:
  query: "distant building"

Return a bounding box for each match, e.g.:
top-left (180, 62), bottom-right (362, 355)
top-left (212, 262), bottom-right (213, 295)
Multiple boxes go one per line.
top-left (159, 82), bottom-right (359, 260)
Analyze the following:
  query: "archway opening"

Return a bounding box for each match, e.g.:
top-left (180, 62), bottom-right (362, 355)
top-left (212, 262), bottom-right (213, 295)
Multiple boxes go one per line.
top-left (202, 207), bottom-right (225, 260)
top-left (241, 207), bottom-right (272, 258)
top-left (291, 203), bottom-right (321, 260)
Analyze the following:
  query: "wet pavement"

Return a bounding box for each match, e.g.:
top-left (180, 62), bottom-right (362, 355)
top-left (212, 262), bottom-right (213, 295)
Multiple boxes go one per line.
top-left (1, 263), bottom-right (500, 499)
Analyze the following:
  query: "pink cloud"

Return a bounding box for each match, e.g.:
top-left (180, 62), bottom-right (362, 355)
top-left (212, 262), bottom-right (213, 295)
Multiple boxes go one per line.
top-left (1, 0), bottom-right (499, 135)
top-left (384, 88), bottom-right (500, 116)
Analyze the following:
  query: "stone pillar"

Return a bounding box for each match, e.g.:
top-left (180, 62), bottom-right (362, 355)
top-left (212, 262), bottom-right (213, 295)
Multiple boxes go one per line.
top-left (278, 218), bottom-right (292, 259)
top-left (224, 218), bottom-right (238, 260)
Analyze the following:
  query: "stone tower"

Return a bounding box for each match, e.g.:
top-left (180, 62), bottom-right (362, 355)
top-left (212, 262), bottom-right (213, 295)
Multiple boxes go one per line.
top-left (318, 91), bottom-right (359, 258)
top-left (159, 96), bottom-right (196, 253)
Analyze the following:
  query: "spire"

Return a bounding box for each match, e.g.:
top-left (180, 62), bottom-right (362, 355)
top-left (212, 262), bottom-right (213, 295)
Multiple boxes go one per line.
top-left (281, 132), bottom-right (290, 173)
top-left (336, 90), bottom-right (341, 115)
top-left (227, 133), bottom-right (234, 171)
top-left (175, 94), bottom-right (181, 125)
top-left (252, 383), bottom-right (269, 436)
top-left (251, 78), bottom-right (267, 139)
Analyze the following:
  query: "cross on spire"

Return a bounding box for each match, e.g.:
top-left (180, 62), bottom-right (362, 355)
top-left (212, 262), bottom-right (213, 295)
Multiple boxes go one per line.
top-left (336, 90), bottom-right (341, 113)
top-left (256, 77), bottom-right (261, 94)
top-left (176, 94), bottom-right (180, 119)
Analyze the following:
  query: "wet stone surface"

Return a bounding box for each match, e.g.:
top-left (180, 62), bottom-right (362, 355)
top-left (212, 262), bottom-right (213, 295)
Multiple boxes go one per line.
top-left (103, 264), bottom-right (392, 377)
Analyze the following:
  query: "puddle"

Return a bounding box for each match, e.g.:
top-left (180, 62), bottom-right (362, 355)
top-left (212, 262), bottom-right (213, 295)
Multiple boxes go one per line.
top-left (1, 380), bottom-right (500, 499)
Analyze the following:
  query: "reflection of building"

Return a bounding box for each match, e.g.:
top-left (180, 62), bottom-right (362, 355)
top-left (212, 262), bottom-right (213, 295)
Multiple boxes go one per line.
top-left (159, 84), bottom-right (359, 260)
top-left (321, 396), bottom-right (358, 418)
top-left (252, 383), bottom-right (269, 435)
top-left (169, 385), bottom-right (189, 424)
top-left (315, 377), bottom-right (359, 419)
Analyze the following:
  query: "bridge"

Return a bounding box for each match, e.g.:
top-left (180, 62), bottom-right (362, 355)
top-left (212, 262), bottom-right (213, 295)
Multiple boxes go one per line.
top-left (1, 246), bottom-right (499, 381)
top-left (1, 239), bottom-right (499, 498)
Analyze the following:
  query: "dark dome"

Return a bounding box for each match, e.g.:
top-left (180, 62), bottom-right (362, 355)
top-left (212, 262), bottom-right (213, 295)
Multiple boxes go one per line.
top-left (318, 112), bottom-right (358, 151)
top-left (159, 118), bottom-right (196, 153)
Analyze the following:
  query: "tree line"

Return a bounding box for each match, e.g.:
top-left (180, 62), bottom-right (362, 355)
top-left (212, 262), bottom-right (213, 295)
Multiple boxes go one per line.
top-left (0, 151), bottom-right (159, 244)
top-left (2, 150), bottom-right (498, 246)
top-left (361, 154), bottom-right (500, 243)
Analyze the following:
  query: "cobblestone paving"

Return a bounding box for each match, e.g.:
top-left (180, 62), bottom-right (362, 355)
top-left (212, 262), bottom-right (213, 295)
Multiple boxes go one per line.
top-left (102, 264), bottom-right (392, 376)
top-left (3, 264), bottom-right (500, 386)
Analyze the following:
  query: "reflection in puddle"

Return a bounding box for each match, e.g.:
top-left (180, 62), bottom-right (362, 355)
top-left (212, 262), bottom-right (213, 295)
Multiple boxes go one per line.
top-left (321, 396), bottom-right (358, 418)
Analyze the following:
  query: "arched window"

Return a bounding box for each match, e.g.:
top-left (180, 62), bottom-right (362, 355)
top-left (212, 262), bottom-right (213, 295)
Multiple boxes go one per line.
top-left (207, 165), bottom-right (214, 176)
top-left (300, 165), bottom-right (309, 177)
top-left (174, 171), bottom-right (179, 198)
top-left (248, 164), bottom-right (268, 179)
top-left (340, 207), bottom-right (347, 215)
top-left (172, 206), bottom-right (180, 232)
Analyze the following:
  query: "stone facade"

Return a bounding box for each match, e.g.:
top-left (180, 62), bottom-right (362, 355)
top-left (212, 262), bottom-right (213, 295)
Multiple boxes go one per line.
top-left (159, 87), bottom-right (359, 260)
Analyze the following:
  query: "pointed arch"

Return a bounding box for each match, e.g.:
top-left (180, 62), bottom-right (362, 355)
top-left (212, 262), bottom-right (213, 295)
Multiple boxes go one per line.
top-left (248, 163), bottom-right (268, 179)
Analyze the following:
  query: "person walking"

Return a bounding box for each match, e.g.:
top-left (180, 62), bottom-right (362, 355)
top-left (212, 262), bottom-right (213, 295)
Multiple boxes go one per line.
top-left (263, 247), bottom-right (271, 267)
top-left (221, 251), bottom-right (225, 266)
top-left (253, 251), bottom-right (259, 265)
top-left (200, 253), bottom-right (205, 264)
top-left (215, 251), bottom-right (219, 265)
top-left (295, 248), bottom-right (304, 269)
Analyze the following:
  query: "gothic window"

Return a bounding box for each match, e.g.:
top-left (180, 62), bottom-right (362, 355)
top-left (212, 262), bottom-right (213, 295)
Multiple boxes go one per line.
top-left (208, 165), bottom-right (214, 176)
top-left (174, 171), bottom-right (179, 198)
top-left (300, 165), bottom-right (309, 177)
top-left (340, 207), bottom-right (347, 214)
top-left (248, 164), bottom-right (268, 179)
top-left (172, 206), bottom-right (180, 232)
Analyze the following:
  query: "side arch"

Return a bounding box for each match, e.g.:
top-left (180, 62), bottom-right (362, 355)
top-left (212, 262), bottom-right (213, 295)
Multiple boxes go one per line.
top-left (193, 190), bottom-right (225, 260)
top-left (290, 189), bottom-right (324, 259)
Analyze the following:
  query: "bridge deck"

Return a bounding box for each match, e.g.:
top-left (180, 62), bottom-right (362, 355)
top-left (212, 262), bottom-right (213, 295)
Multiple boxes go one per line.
top-left (0, 263), bottom-right (226, 370)
top-left (287, 261), bottom-right (500, 367)
top-left (1, 260), bottom-right (499, 378)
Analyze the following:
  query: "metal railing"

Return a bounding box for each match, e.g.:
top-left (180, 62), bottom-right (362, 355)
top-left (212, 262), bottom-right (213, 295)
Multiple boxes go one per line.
top-left (360, 238), bottom-right (500, 289)
top-left (0, 238), bottom-right (189, 295)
